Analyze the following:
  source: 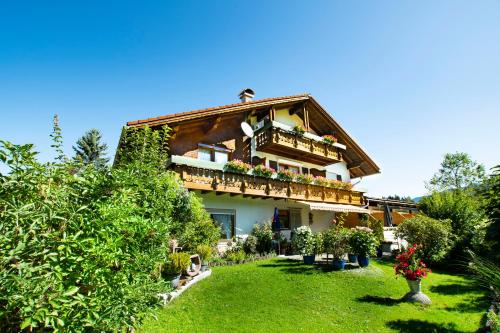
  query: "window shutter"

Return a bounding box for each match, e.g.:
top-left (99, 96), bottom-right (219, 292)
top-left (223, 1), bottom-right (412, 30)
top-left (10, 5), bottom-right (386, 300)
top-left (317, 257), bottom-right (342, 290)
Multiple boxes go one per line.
top-left (302, 167), bottom-right (309, 174)
top-left (336, 174), bottom-right (342, 181)
top-left (269, 160), bottom-right (278, 171)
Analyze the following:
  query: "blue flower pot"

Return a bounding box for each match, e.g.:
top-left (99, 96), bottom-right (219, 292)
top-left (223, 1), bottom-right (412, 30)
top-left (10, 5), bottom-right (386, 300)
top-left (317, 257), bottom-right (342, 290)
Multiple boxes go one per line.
top-left (357, 255), bottom-right (370, 267)
top-left (303, 255), bottom-right (315, 265)
top-left (348, 254), bottom-right (358, 263)
top-left (332, 259), bottom-right (346, 270)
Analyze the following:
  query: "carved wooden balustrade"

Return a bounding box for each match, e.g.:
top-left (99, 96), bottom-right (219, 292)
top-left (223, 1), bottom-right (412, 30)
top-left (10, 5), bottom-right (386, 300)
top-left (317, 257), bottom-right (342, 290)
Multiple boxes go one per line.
top-left (174, 165), bottom-right (364, 205)
top-left (254, 126), bottom-right (343, 165)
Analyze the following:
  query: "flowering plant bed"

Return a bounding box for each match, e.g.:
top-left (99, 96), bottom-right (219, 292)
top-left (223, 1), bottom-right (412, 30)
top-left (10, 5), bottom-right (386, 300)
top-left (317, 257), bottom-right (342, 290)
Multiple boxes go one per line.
top-left (223, 159), bottom-right (251, 174)
top-left (322, 134), bottom-right (338, 145)
top-left (277, 169), bottom-right (296, 182)
top-left (296, 173), bottom-right (314, 184)
top-left (394, 244), bottom-right (431, 281)
top-left (292, 125), bottom-right (306, 135)
top-left (252, 164), bottom-right (276, 178)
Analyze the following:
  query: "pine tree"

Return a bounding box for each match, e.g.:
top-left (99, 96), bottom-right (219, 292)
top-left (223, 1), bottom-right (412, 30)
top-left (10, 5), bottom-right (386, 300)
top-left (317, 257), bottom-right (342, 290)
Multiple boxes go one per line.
top-left (73, 129), bottom-right (109, 168)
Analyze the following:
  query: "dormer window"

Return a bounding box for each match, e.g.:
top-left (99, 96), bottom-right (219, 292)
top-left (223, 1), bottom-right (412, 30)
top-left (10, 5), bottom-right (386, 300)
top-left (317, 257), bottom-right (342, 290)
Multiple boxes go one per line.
top-left (197, 143), bottom-right (231, 163)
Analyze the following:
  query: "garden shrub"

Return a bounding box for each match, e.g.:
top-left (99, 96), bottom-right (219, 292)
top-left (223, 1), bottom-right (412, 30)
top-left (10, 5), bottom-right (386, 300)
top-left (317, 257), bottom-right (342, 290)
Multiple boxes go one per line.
top-left (225, 250), bottom-right (246, 263)
top-left (395, 215), bottom-right (452, 264)
top-left (292, 226), bottom-right (315, 255)
top-left (0, 123), bottom-right (220, 332)
top-left (322, 227), bottom-right (350, 260)
top-left (419, 190), bottom-right (489, 258)
top-left (252, 222), bottom-right (274, 254)
top-left (196, 244), bottom-right (213, 264)
top-left (243, 235), bottom-right (258, 254)
top-left (349, 229), bottom-right (378, 257)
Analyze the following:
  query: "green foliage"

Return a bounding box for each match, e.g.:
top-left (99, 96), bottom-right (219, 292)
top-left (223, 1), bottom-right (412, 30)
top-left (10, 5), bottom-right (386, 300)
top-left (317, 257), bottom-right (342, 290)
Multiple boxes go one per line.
top-left (359, 216), bottom-right (384, 243)
top-left (313, 232), bottom-right (324, 255)
top-left (196, 245), bottom-right (213, 264)
top-left (252, 164), bottom-right (275, 178)
top-left (251, 222), bottom-right (274, 254)
top-left (467, 251), bottom-right (500, 302)
top-left (73, 128), bottom-right (109, 168)
top-left (349, 229), bottom-right (378, 257)
top-left (419, 190), bottom-right (488, 258)
top-left (50, 114), bottom-right (66, 162)
top-left (322, 227), bottom-right (350, 260)
top-left (243, 235), bottom-right (258, 254)
top-left (384, 195), bottom-right (414, 202)
top-left (296, 173), bottom-right (314, 184)
top-left (292, 226), bottom-right (315, 255)
top-left (0, 123), bottom-right (220, 332)
top-left (482, 165), bottom-right (500, 262)
top-left (225, 250), bottom-right (246, 263)
top-left (223, 159), bottom-right (251, 174)
top-left (292, 125), bottom-right (305, 135)
top-left (168, 252), bottom-right (191, 275)
top-left (427, 152), bottom-right (486, 191)
top-left (395, 215), bottom-right (452, 263)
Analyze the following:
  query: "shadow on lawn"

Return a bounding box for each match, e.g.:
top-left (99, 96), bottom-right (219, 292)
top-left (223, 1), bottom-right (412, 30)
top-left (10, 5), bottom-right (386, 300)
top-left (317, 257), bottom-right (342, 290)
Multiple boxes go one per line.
top-left (386, 319), bottom-right (467, 333)
top-left (429, 281), bottom-right (479, 295)
top-left (258, 259), bottom-right (361, 274)
top-left (357, 295), bottom-right (403, 306)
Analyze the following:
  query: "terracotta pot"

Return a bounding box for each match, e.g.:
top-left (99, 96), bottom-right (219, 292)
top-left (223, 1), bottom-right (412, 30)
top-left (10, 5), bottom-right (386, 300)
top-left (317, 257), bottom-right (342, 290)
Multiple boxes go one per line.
top-left (407, 279), bottom-right (422, 293)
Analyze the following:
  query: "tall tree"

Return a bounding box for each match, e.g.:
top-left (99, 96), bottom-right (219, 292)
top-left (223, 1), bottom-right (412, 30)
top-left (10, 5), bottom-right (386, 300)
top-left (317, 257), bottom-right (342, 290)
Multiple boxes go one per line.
top-left (73, 129), bottom-right (109, 168)
top-left (427, 152), bottom-right (486, 191)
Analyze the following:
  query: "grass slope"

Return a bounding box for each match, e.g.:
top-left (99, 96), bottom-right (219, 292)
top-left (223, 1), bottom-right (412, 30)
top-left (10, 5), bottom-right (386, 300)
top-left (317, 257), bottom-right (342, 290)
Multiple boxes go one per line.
top-left (140, 258), bottom-right (488, 332)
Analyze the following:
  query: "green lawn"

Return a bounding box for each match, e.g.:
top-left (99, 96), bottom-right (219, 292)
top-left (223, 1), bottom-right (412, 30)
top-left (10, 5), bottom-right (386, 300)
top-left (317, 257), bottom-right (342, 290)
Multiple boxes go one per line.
top-left (140, 258), bottom-right (488, 332)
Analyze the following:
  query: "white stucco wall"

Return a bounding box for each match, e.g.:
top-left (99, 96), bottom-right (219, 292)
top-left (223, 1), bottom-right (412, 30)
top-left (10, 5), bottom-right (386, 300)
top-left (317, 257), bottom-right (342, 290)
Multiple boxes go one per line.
top-left (198, 191), bottom-right (336, 238)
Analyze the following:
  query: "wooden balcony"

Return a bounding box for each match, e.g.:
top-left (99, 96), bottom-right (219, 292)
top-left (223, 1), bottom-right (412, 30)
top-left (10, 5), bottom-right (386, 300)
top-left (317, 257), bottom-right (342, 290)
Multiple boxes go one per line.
top-left (254, 126), bottom-right (344, 166)
top-left (173, 165), bottom-right (364, 205)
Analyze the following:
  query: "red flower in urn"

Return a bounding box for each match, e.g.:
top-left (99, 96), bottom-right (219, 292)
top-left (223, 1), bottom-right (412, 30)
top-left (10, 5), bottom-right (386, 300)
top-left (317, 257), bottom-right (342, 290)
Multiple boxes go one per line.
top-left (394, 244), bottom-right (431, 281)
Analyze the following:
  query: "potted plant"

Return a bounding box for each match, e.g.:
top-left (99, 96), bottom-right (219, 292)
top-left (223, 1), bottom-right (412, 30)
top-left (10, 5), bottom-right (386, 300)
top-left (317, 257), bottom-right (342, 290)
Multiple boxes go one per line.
top-left (223, 159), bottom-right (251, 174)
top-left (292, 226), bottom-right (315, 264)
top-left (168, 252), bottom-right (191, 289)
top-left (323, 227), bottom-right (350, 270)
top-left (196, 244), bottom-right (212, 272)
top-left (322, 134), bottom-right (338, 145)
top-left (394, 244), bottom-right (431, 302)
top-left (252, 164), bottom-right (276, 178)
top-left (277, 169), bottom-right (295, 182)
top-left (349, 228), bottom-right (377, 267)
top-left (292, 125), bottom-right (305, 135)
top-left (296, 173), bottom-right (314, 184)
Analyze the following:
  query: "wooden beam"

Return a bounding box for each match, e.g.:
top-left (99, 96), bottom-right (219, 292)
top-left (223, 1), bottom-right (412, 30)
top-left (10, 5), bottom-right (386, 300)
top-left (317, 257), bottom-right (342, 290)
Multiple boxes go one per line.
top-left (304, 103), bottom-right (309, 131)
top-left (288, 102), bottom-right (303, 116)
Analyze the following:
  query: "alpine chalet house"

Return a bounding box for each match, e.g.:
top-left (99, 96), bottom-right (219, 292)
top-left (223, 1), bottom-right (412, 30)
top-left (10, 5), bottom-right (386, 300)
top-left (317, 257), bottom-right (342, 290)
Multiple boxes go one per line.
top-left (125, 90), bottom-right (380, 241)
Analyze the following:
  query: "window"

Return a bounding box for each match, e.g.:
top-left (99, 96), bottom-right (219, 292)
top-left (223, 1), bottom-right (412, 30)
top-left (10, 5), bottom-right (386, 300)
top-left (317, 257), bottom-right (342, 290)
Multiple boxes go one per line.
top-left (278, 209), bottom-right (291, 229)
top-left (197, 144), bottom-right (231, 163)
top-left (198, 148), bottom-right (212, 161)
top-left (207, 208), bottom-right (235, 239)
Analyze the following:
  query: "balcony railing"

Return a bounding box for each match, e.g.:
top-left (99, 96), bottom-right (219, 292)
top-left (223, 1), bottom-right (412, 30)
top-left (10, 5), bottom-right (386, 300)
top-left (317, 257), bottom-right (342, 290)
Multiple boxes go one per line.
top-left (173, 165), bottom-right (364, 205)
top-left (254, 126), bottom-right (344, 165)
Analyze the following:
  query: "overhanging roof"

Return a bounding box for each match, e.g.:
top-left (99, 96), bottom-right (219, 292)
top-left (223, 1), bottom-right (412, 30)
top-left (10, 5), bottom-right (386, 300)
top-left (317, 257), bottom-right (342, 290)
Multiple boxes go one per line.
top-left (125, 93), bottom-right (380, 177)
top-left (297, 201), bottom-right (369, 214)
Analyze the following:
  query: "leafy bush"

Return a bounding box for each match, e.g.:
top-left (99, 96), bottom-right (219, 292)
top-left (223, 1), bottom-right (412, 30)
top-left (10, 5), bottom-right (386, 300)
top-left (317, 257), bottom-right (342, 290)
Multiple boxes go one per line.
top-left (313, 232), bottom-right (324, 255)
top-left (243, 235), bottom-right (258, 254)
top-left (223, 159), bottom-right (251, 174)
top-left (196, 244), bottom-right (213, 264)
top-left (252, 164), bottom-right (275, 178)
top-left (225, 250), bottom-right (246, 263)
top-left (292, 226), bottom-right (315, 255)
top-left (251, 222), bottom-right (274, 254)
top-left (0, 122), bottom-right (220, 332)
top-left (395, 215), bottom-right (452, 264)
top-left (323, 227), bottom-right (350, 260)
top-left (419, 190), bottom-right (488, 257)
top-left (168, 252), bottom-right (191, 275)
top-left (349, 229), bottom-right (378, 257)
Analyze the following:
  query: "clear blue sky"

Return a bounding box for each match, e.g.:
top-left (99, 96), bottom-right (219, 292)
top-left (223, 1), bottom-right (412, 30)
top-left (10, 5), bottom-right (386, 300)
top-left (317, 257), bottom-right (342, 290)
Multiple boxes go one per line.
top-left (1, 1), bottom-right (499, 197)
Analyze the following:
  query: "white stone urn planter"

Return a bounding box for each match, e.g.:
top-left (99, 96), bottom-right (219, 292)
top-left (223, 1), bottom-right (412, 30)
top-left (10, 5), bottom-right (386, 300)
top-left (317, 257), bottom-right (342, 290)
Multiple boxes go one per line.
top-left (403, 279), bottom-right (431, 305)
